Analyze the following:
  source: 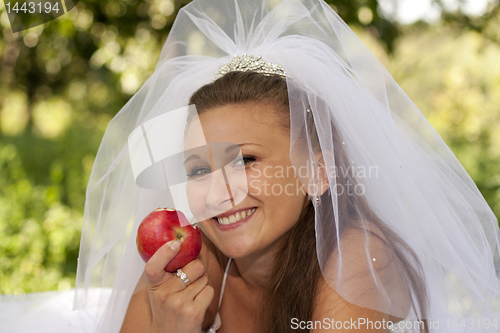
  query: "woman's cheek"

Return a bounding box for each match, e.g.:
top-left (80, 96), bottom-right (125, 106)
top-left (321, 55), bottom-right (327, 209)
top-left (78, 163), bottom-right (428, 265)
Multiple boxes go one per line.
top-left (247, 166), bottom-right (265, 196)
top-left (249, 179), bottom-right (262, 196)
top-left (248, 162), bottom-right (261, 178)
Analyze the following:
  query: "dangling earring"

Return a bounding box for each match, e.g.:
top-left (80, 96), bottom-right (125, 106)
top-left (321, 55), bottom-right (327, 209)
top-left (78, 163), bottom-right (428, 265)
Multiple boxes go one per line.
top-left (315, 196), bottom-right (321, 206)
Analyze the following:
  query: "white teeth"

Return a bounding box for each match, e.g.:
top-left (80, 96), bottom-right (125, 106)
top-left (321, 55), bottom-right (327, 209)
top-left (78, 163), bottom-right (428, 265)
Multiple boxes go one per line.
top-left (217, 208), bottom-right (256, 225)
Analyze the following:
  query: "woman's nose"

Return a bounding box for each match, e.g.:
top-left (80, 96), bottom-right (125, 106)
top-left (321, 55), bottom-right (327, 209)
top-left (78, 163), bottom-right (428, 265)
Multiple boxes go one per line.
top-left (205, 168), bottom-right (235, 211)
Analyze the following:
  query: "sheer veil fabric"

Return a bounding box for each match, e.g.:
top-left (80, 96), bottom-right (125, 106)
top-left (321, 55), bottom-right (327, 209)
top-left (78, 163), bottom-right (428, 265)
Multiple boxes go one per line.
top-left (73, 0), bottom-right (500, 332)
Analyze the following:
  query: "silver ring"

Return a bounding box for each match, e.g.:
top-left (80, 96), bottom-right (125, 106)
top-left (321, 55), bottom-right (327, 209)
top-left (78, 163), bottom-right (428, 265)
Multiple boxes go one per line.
top-left (176, 269), bottom-right (191, 285)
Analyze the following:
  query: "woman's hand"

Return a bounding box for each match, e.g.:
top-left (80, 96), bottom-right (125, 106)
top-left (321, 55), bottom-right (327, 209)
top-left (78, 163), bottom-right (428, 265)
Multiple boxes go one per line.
top-left (146, 240), bottom-right (214, 333)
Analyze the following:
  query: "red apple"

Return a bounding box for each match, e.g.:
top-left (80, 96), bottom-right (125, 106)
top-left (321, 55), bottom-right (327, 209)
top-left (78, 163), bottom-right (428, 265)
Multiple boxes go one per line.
top-left (136, 208), bottom-right (202, 272)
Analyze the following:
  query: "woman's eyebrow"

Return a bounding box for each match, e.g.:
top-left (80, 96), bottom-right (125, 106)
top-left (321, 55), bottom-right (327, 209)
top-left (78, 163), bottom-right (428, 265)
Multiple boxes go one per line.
top-left (224, 143), bottom-right (262, 154)
top-left (184, 143), bottom-right (261, 165)
top-left (183, 154), bottom-right (200, 165)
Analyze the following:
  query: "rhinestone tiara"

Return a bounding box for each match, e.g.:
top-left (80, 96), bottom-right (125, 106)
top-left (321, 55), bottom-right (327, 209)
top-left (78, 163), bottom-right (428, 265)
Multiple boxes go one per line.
top-left (214, 54), bottom-right (286, 80)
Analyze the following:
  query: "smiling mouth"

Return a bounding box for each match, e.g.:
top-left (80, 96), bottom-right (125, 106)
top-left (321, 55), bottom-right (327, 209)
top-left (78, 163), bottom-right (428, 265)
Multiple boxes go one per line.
top-left (214, 208), bottom-right (256, 225)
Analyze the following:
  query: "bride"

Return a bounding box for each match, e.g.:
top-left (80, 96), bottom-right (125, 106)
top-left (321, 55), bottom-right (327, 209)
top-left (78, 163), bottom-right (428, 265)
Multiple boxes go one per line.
top-left (121, 70), bottom-right (426, 332)
top-left (71, 0), bottom-right (500, 332)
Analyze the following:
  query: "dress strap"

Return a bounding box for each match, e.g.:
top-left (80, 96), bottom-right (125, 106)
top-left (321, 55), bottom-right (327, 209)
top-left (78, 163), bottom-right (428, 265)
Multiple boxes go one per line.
top-left (217, 258), bottom-right (232, 311)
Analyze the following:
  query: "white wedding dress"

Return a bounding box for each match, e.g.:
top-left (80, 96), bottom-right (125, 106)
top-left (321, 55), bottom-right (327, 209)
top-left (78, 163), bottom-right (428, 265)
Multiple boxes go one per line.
top-left (0, 289), bottom-right (101, 333)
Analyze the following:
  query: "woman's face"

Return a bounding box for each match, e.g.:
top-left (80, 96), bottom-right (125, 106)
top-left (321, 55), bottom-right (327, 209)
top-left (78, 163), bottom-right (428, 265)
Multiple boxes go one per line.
top-left (184, 102), bottom-right (309, 259)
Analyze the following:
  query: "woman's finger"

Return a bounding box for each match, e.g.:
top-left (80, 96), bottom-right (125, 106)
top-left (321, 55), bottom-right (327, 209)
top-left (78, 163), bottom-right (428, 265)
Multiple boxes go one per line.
top-left (193, 284), bottom-right (215, 309)
top-left (144, 240), bottom-right (182, 287)
top-left (169, 258), bottom-right (207, 290)
top-left (183, 274), bottom-right (209, 300)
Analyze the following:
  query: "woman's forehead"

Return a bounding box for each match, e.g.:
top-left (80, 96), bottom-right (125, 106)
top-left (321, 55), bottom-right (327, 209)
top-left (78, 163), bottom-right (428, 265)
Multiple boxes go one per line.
top-left (185, 103), bottom-right (288, 150)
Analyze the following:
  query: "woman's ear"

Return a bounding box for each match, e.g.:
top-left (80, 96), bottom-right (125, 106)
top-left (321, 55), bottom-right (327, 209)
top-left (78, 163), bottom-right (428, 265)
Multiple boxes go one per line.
top-left (307, 151), bottom-right (331, 198)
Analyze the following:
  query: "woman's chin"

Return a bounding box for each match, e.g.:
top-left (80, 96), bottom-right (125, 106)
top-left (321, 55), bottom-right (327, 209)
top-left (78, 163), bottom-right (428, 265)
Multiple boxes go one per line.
top-left (214, 239), bottom-right (256, 259)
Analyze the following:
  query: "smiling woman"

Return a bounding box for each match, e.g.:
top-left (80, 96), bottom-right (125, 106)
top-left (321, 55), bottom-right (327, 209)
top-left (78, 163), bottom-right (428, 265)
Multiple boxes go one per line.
top-left (73, 0), bottom-right (500, 332)
top-left (186, 101), bottom-right (309, 256)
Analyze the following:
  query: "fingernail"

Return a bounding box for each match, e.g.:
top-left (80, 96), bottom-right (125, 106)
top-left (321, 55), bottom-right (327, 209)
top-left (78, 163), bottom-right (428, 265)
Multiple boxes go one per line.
top-left (170, 240), bottom-right (181, 251)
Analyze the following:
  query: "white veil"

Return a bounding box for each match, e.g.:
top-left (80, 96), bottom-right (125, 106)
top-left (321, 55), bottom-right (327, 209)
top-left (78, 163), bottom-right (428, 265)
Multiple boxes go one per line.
top-left (74, 0), bottom-right (500, 332)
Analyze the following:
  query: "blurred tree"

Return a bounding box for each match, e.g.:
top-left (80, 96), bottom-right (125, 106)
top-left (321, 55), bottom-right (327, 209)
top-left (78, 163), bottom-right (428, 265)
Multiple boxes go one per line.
top-left (387, 20), bottom-right (500, 221)
top-left (434, 0), bottom-right (500, 44)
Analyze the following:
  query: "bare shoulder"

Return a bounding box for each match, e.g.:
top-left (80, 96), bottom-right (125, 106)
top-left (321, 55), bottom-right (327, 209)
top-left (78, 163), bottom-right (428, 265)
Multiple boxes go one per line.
top-left (322, 222), bottom-right (399, 281)
top-left (119, 231), bottom-right (227, 333)
top-left (312, 222), bottom-right (411, 331)
top-left (313, 279), bottom-right (397, 332)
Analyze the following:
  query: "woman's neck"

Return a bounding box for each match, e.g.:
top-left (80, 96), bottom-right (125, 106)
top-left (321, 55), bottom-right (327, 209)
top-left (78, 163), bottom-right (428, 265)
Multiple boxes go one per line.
top-left (230, 240), bottom-right (281, 293)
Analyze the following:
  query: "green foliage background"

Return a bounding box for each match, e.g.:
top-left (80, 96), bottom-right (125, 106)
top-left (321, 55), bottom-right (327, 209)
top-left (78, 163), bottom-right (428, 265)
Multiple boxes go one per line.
top-left (0, 0), bottom-right (499, 294)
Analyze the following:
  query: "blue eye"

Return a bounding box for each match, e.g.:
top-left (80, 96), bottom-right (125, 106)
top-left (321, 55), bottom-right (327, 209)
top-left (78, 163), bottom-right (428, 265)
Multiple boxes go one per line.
top-left (187, 156), bottom-right (255, 178)
top-left (187, 167), bottom-right (211, 178)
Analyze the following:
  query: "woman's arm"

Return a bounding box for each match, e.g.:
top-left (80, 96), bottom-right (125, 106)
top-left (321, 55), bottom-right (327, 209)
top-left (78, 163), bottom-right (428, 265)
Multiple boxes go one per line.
top-left (120, 233), bottom-right (223, 333)
top-left (120, 279), bottom-right (153, 333)
top-left (119, 240), bottom-right (213, 333)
